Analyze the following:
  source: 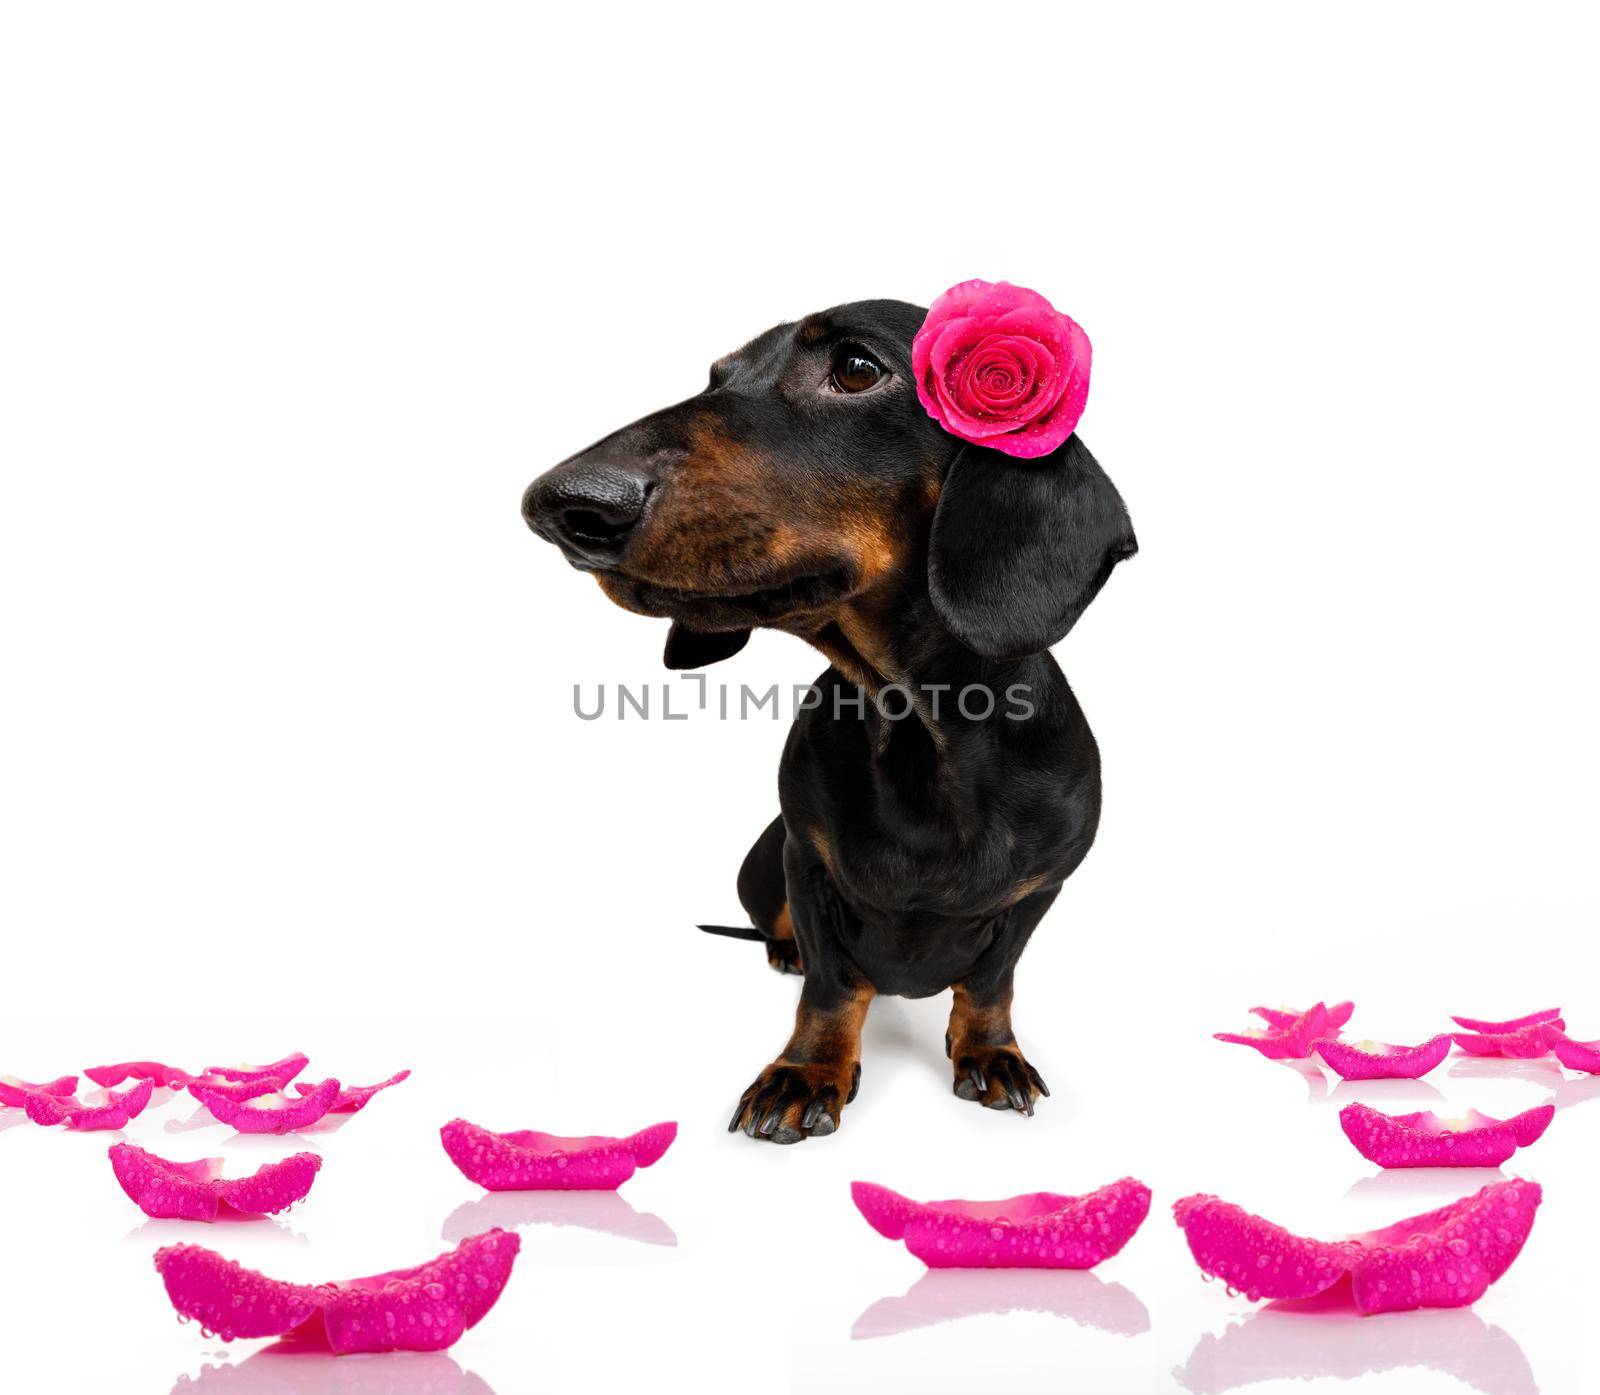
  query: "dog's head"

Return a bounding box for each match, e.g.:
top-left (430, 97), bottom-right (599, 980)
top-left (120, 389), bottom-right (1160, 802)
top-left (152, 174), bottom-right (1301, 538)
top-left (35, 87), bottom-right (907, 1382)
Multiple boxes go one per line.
top-left (522, 299), bottom-right (1135, 668)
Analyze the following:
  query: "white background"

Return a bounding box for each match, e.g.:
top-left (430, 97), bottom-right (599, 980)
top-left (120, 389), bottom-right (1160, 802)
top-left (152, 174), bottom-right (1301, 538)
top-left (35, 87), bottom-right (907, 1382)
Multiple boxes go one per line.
top-left (2, 3), bottom-right (1597, 1393)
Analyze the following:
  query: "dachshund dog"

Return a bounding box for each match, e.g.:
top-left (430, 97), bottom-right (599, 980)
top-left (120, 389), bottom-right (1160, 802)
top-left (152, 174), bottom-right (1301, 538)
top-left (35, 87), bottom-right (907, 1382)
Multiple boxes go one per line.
top-left (522, 299), bottom-right (1135, 1143)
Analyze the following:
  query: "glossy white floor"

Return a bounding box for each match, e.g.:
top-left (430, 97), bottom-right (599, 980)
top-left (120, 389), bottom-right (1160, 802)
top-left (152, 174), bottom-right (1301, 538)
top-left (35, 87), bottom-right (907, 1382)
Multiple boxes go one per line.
top-left (4, 3), bottom-right (1598, 1391)
top-left (3, 983), bottom-right (1596, 1394)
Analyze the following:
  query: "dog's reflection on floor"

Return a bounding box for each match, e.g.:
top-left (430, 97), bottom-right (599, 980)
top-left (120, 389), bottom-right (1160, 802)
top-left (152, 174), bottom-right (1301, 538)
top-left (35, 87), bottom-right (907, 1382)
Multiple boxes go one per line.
top-left (1174, 1304), bottom-right (1537, 1395)
top-left (170, 1350), bottom-right (495, 1395)
top-left (851, 1268), bottom-right (1150, 1341)
top-left (441, 1189), bottom-right (676, 1248)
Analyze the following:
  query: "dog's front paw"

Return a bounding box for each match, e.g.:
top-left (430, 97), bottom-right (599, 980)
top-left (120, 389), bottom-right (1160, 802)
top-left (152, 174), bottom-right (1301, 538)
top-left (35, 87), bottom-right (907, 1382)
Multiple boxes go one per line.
top-left (728, 1060), bottom-right (859, 1143)
top-left (948, 1041), bottom-right (1050, 1116)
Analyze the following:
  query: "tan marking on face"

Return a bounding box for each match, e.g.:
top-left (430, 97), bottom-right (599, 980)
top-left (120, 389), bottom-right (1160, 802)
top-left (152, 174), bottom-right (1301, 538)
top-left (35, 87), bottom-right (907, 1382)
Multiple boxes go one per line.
top-left (794, 318), bottom-right (831, 349)
top-left (620, 421), bottom-right (780, 590)
top-left (605, 417), bottom-right (933, 631)
top-left (840, 518), bottom-right (899, 585)
top-left (595, 572), bottom-right (654, 615)
top-left (765, 523), bottom-right (806, 568)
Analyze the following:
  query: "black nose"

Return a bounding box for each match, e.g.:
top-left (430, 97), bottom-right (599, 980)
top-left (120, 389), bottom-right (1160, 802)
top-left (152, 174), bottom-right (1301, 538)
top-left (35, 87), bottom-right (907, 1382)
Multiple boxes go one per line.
top-left (521, 459), bottom-right (652, 565)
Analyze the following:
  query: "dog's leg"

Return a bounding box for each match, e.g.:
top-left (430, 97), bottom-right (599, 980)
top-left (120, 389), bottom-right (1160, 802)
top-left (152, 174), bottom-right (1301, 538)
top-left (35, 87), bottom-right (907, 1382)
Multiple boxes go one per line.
top-left (728, 981), bottom-right (873, 1143)
top-left (728, 853), bottom-right (871, 1143)
top-left (946, 985), bottom-right (1050, 1114)
top-left (945, 889), bottom-right (1059, 1116)
top-left (736, 814), bottom-right (801, 975)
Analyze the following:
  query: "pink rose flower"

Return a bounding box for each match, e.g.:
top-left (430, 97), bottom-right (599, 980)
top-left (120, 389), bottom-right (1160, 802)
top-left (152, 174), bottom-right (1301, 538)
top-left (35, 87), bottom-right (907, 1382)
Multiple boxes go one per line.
top-left (911, 280), bottom-right (1091, 459)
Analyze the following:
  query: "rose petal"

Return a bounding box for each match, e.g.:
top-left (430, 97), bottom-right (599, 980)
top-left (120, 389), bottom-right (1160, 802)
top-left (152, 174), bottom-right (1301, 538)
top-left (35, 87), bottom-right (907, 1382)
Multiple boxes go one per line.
top-left (850, 1178), bottom-right (1150, 1269)
top-left (184, 1075), bottom-right (285, 1105)
top-left (924, 321), bottom-right (1030, 442)
top-left (912, 279), bottom-right (1091, 457)
top-left (954, 335), bottom-right (1051, 416)
top-left (217, 1154), bottom-right (323, 1217)
top-left (1250, 1001), bottom-right (1355, 1033)
top-left (0, 1074), bottom-right (77, 1108)
top-left (1450, 1022), bottom-right (1564, 1058)
top-left (22, 1078), bottom-right (152, 1131)
top-left (109, 1141), bottom-right (321, 1220)
top-left (987, 307), bottom-right (1072, 402)
top-left (1347, 1235), bottom-right (1492, 1314)
top-left (1551, 1034), bottom-right (1600, 1073)
top-left (1215, 1003), bottom-right (1333, 1059)
top-left (1339, 1102), bottom-right (1553, 1168)
top-left (1172, 1194), bottom-right (1353, 1303)
top-left (83, 1061), bottom-right (193, 1089)
top-left (440, 1118), bottom-right (678, 1191)
top-left (1174, 1179), bottom-right (1540, 1315)
top-left (993, 321), bottom-right (1090, 458)
top-left (918, 279), bottom-right (1055, 331)
top-left (1450, 1009), bottom-right (1562, 1034)
top-left (153, 1244), bottom-right (319, 1341)
top-left (202, 1053), bottom-right (310, 1086)
top-left (1314, 1034), bottom-right (1452, 1080)
top-left (851, 1181), bottom-right (920, 1240)
top-left (190, 1078), bottom-right (340, 1134)
top-left (153, 1229), bottom-right (521, 1352)
top-left (1498, 1104), bottom-right (1556, 1147)
top-left (1350, 1178), bottom-right (1541, 1287)
top-left (291, 1069), bottom-right (410, 1113)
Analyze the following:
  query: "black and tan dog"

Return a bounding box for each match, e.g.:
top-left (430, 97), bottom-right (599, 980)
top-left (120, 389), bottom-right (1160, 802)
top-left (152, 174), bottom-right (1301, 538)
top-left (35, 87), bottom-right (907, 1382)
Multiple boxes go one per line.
top-left (522, 299), bottom-right (1135, 1142)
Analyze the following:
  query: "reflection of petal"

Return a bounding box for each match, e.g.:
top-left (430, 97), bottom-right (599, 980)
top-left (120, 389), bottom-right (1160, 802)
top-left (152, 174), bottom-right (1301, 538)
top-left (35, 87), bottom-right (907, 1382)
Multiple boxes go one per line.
top-left (295, 1111), bottom-right (356, 1135)
top-left (851, 1268), bottom-right (1149, 1341)
top-left (165, 1106), bottom-right (226, 1134)
top-left (1279, 1059), bottom-right (1329, 1103)
top-left (220, 1133), bottom-right (323, 1157)
top-left (1344, 1166), bottom-right (1506, 1209)
top-left (442, 1189), bottom-right (677, 1248)
top-left (1448, 1056), bottom-right (1564, 1087)
top-left (1174, 1307), bottom-right (1537, 1395)
top-left (1552, 1074), bottom-right (1600, 1112)
top-left (1328, 1077), bottom-right (1445, 1108)
top-left (170, 1350), bottom-right (496, 1395)
top-left (0, 1113), bottom-right (27, 1134)
top-left (128, 1216), bottom-right (308, 1249)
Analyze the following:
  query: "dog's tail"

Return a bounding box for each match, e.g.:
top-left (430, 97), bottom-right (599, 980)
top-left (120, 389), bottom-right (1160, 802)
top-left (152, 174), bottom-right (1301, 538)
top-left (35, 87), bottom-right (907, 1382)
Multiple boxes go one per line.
top-left (696, 923), bottom-right (767, 943)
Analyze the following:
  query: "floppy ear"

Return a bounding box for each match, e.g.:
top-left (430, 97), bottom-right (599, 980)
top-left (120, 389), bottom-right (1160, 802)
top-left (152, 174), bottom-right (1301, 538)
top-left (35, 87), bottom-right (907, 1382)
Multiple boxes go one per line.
top-left (929, 435), bottom-right (1136, 659)
top-left (663, 622), bottom-right (751, 670)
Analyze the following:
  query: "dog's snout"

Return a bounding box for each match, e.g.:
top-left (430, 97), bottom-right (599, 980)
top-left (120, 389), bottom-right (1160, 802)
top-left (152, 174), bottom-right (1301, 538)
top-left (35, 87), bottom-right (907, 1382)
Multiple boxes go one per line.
top-left (522, 459), bottom-right (653, 564)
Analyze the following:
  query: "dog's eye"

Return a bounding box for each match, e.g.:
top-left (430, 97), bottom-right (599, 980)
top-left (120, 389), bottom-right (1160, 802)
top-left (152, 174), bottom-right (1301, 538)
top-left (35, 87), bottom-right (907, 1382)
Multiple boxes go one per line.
top-left (830, 346), bottom-right (885, 394)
